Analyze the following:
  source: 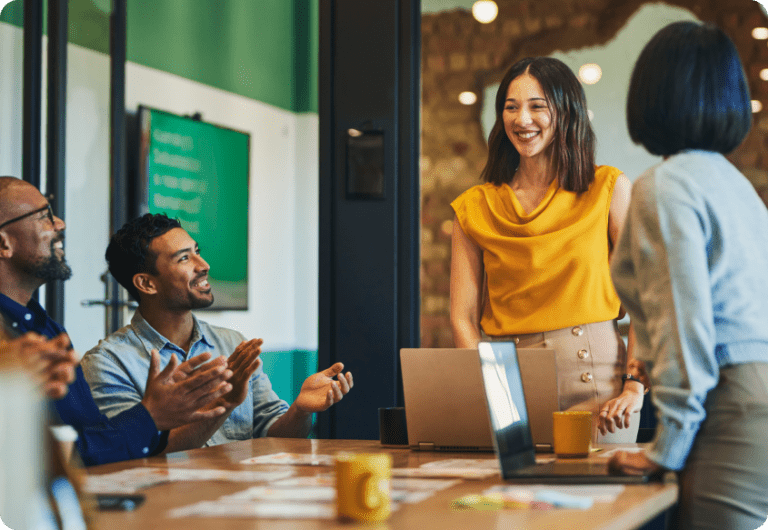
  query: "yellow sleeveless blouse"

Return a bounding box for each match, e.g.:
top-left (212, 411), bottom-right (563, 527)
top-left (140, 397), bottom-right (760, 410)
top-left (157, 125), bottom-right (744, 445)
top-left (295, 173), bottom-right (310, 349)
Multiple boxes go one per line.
top-left (451, 166), bottom-right (622, 335)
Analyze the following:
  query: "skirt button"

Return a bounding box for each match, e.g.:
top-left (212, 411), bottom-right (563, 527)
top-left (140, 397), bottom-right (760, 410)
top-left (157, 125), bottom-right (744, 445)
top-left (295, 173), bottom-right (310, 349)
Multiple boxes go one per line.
top-left (572, 326), bottom-right (583, 336)
top-left (514, 337), bottom-right (520, 344)
top-left (581, 372), bottom-right (593, 383)
top-left (578, 349), bottom-right (589, 359)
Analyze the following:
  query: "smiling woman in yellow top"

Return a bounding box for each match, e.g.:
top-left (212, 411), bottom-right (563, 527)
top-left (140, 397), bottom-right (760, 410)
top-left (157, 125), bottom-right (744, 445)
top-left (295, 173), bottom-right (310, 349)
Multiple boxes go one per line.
top-left (450, 57), bottom-right (644, 443)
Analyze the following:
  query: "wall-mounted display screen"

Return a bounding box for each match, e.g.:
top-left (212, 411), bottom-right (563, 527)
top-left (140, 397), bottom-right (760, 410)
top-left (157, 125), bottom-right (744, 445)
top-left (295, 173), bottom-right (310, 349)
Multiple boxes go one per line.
top-left (137, 106), bottom-right (249, 310)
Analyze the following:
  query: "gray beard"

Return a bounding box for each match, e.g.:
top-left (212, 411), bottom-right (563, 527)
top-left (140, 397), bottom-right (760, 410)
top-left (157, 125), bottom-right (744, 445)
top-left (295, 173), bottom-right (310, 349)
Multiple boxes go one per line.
top-left (32, 254), bottom-right (72, 282)
top-left (31, 241), bottom-right (72, 282)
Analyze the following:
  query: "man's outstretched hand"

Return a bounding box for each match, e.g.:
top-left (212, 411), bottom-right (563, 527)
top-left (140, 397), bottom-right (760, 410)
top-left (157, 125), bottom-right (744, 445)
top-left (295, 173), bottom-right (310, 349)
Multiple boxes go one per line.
top-left (142, 349), bottom-right (233, 431)
top-left (294, 363), bottom-right (354, 414)
top-left (266, 362), bottom-right (354, 438)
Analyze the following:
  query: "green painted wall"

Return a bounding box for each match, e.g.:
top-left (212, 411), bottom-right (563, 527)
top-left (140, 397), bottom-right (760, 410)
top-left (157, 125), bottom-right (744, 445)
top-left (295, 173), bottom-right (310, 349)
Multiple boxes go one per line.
top-left (0, 0), bottom-right (318, 113)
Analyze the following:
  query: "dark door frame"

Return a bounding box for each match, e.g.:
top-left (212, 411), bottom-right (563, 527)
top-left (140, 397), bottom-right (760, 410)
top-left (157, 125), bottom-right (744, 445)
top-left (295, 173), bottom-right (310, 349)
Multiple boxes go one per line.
top-left (318, 0), bottom-right (421, 440)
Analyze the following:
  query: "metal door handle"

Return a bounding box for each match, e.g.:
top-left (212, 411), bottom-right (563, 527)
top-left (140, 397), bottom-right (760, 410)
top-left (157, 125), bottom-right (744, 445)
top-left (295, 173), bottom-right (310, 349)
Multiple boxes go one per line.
top-left (81, 299), bottom-right (138, 309)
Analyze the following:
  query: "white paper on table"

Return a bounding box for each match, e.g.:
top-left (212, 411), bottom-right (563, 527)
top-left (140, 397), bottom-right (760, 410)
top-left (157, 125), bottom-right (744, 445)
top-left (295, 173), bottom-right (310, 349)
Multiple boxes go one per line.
top-left (82, 478), bottom-right (150, 495)
top-left (420, 458), bottom-right (499, 470)
top-left (391, 489), bottom-right (435, 504)
top-left (221, 486), bottom-right (336, 502)
top-left (165, 468), bottom-right (294, 482)
top-left (392, 467), bottom-right (498, 480)
top-left (83, 467), bottom-right (294, 494)
top-left (271, 474), bottom-right (335, 488)
top-left (83, 468), bottom-right (171, 494)
top-left (240, 452), bottom-right (334, 466)
top-left (391, 478), bottom-right (461, 491)
top-left (484, 484), bottom-right (626, 503)
top-left (169, 500), bottom-right (336, 519)
top-left (597, 447), bottom-right (646, 459)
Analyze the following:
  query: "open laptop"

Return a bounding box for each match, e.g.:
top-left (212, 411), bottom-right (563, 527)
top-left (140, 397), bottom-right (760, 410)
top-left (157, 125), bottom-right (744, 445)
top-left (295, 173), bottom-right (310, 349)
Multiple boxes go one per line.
top-left (477, 341), bottom-right (653, 483)
top-left (400, 347), bottom-right (559, 452)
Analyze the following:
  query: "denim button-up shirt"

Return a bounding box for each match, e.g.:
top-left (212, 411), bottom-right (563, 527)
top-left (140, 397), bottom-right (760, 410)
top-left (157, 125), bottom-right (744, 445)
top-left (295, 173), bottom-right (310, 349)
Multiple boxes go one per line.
top-left (81, 311), bottom-right (289, 445)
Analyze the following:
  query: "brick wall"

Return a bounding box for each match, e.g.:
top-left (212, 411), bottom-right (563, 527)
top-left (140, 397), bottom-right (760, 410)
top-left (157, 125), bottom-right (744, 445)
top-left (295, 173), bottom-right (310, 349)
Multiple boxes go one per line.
top-left (421, 0), bottom-right (768, 347)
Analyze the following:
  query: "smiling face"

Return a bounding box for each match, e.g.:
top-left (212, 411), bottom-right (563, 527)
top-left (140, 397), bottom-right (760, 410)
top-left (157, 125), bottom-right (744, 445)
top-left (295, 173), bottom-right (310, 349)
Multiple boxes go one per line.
top-left (145, 227), bottom-right (214, 311)
top-left (502, 73), bottom-right (556, 162)
top-left (0, 181), bottom-right (71, 284)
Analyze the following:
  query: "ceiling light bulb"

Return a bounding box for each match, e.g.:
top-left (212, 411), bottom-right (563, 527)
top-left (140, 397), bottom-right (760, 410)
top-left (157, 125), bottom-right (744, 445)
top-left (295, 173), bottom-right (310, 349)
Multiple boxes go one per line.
top-left (459, 91), bottom-right (478, 105)
top-left (752, 100), bottom-right (763, 113)
top-left (472, 1), bottom-right (498, 24)
top-left (753, 27), bottom-right (768, 40)
top-left (760, 69), bottom-right (768, 81)
top-left (578, 63), bottom-right (602, 85)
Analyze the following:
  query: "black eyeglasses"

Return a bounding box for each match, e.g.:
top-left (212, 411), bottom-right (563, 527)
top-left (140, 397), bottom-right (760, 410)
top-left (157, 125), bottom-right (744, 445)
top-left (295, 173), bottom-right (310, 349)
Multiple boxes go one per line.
top-left (0, 197), bottom-right (55, 230)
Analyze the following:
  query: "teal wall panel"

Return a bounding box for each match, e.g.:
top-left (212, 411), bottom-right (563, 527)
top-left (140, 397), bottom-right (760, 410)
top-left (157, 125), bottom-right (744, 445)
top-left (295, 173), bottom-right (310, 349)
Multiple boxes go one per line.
top-left (260, 349), bottom-right (318, 404)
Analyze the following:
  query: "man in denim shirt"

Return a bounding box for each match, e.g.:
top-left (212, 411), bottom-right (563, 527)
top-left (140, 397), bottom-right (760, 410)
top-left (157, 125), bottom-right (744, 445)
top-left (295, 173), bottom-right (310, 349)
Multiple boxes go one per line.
top-left (0, 177), bottom-right (233, 465)
top-left (82, 214), bottom-right (353, 452)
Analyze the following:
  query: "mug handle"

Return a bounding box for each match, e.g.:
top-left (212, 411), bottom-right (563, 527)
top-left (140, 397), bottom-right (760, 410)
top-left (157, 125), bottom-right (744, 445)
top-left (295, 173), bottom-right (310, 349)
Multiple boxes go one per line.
top-left (356, 472), bottom-right (383, 511)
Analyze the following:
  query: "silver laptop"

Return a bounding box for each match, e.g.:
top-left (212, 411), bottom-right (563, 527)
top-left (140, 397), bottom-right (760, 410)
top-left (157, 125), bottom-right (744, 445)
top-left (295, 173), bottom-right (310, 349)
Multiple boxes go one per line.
top-left (477, 341), bottom-right (653, 483)
top-left (400, 347), bottom-right (559, 452)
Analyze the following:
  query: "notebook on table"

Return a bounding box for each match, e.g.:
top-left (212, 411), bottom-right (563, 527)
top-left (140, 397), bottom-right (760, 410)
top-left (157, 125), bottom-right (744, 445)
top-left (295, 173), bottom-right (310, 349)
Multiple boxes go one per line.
top-left (399, 347), bottom-right (559, 452)
top-left (477, 341), bottom-right (653, 484)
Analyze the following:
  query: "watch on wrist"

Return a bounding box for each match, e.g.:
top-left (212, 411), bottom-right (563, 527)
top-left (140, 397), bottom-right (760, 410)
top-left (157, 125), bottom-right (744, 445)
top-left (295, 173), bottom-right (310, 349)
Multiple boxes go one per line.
top-left (622, 373), bottom-right (649, 394)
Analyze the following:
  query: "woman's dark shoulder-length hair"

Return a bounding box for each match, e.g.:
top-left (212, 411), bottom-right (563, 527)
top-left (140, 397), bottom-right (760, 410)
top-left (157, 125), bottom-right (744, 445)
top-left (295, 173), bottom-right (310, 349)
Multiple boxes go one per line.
top-left (480, 56), bottom-right (596, 193)
top-left (627, 21), bottom-right (752, 156)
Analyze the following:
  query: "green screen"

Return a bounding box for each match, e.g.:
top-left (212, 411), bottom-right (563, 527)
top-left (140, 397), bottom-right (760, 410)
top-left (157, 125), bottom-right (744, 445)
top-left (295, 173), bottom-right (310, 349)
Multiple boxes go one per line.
top-left (140, 107), bottom-right (249, 309)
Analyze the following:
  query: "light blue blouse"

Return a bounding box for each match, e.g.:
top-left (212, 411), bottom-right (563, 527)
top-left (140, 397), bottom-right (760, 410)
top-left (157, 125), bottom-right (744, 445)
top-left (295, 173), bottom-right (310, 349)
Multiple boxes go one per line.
top-left (611, 150), bottom-right (768, 470)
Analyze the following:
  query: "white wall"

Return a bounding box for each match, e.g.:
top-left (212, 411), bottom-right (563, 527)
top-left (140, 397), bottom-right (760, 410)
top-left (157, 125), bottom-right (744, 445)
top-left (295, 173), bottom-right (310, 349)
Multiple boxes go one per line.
top-left (0, 22), bottom-right (319, 354)
top-left (293, 113), bottom-right (320, 350)
top-left (0, 21), bottom-right (23, 178)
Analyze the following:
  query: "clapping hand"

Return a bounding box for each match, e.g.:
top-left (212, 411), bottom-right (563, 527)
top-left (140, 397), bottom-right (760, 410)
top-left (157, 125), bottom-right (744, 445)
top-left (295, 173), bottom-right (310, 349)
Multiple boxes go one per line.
top-left (142, 349), bottom-right (233, 431)
top-left (3, 332), bottom-right (77, 399)
top-left (219, 338), bottom-right (264, 409)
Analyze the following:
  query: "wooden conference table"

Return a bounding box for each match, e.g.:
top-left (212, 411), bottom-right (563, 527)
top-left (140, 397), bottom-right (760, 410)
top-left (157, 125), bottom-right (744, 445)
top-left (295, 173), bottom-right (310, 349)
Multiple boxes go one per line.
top-left (87, 438), bottom-right (677, 530)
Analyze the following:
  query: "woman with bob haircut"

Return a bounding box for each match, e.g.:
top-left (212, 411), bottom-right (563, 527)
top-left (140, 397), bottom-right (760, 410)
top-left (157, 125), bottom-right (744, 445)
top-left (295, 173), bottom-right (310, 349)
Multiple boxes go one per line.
top-left (450, 56), bottom-right (646, 444)
top-left (608, 21), bottom-right (768, 529)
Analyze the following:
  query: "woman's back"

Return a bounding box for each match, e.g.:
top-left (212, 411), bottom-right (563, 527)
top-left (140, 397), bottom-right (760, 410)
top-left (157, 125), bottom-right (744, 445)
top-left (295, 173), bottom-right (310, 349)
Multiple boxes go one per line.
top-left (628, 150), bottom-right (768, 356)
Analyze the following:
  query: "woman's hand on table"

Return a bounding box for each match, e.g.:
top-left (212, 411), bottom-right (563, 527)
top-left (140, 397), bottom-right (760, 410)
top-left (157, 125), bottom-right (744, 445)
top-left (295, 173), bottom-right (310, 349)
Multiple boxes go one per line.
top-left (608, 450), bottom-right (664, 476)
top-left (598, 383), bottom-right (644, 435)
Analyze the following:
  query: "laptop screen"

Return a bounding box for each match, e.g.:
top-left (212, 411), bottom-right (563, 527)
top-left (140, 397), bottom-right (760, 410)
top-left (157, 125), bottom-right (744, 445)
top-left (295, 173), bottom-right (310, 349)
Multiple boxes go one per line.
top-left (478, 341), bottom-right (536, 469)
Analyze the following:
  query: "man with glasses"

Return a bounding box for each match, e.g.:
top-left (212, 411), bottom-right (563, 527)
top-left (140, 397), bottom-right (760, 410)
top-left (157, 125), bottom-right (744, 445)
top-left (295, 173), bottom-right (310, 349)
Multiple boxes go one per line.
top-left (0, 176), bottom-right (236, 465)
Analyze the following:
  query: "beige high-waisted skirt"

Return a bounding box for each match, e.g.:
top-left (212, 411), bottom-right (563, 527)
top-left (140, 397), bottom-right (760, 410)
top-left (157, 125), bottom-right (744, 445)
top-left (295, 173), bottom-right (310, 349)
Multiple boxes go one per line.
top-left (487, 319), bottom-right (640, 444)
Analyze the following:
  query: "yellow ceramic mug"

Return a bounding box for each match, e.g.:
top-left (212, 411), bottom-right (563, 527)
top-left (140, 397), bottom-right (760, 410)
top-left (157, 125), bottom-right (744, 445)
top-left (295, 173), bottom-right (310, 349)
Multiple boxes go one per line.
top-left (552, 411), bottom-right (592, 457)
top-left (336, 452), bottom-right (392, 522)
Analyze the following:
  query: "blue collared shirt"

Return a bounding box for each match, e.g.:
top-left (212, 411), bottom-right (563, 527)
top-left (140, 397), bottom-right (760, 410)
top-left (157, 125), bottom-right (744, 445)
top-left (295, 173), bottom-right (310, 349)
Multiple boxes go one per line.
top-left (81, 311), bottom-right (289, 445)
top-left (0, 292), bottom-right (167, 465)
